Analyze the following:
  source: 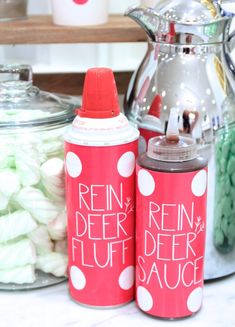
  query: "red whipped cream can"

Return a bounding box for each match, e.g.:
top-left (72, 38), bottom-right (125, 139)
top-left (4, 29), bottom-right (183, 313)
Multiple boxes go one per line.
top-left (136, 108), bottom-right (208, 319)
top-left (64, 68), bottom-right (139, 307)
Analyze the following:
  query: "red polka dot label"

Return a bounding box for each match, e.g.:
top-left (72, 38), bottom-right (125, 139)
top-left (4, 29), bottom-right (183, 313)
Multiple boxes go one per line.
top-left (66, 152), bottom-right (83, 178)
top-left (137, 169), bottom-right (155, 196)
top-left (187, 287), bottom-right (203, 313)
top-left (136, 164), bottom-right (207, 318)
top-left (70, 265), bottom-right (86, 290)
top-left (117, 152), bottom-right (135, 178)
top-left (118, 265), bottom-right (135, 290)
top-left (65, 141), bottom-right (138, 307)
top-left (137, 286), bottom-right (153, 312)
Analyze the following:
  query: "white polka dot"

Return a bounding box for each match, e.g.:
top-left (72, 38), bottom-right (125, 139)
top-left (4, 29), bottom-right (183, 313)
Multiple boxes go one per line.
top-left (187, 287), bottom-right (203, 313)
top-left (70, 266), bottom-right (86, 290)
top-left (138, 136), bottom-right (147, 154)
top-left (137, 286), bottom-right (153, 312)
top-left (118, 266), bottom-right (135, 290)
top-left (117, 152), bottom-right (135, 178)
top-left (66, 152), bottom-right (82, 178)
top-left (191, 170), bottom-right (207, 197)
top-left (138, 169), bottom-right (155, 196)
